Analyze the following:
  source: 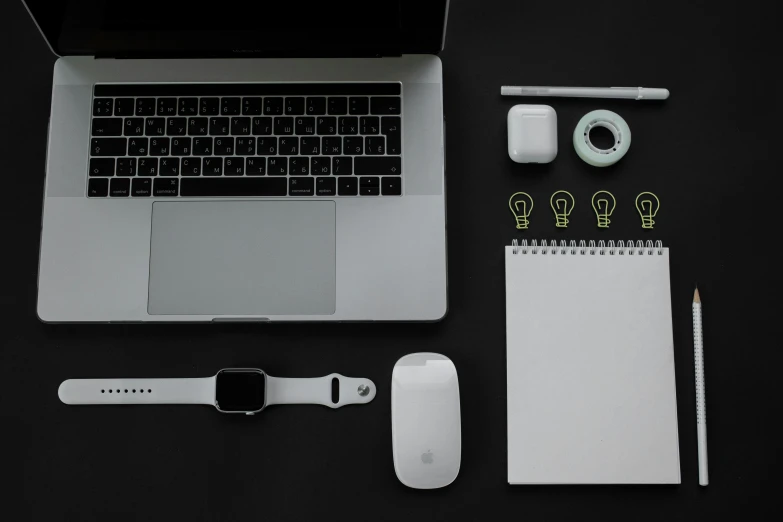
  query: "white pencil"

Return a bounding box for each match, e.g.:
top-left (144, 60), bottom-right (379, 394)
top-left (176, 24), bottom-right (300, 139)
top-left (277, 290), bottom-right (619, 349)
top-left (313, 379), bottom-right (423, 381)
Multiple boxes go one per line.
top-left (500, 86), bottom-right (670, 100)
top-left (693, 288), bottom-right (709, 486)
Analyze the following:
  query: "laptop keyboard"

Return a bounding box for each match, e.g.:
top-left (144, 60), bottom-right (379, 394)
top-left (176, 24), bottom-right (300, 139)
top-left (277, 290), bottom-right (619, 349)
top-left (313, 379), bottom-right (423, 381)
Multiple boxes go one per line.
top-left (87, 83), bottom-right (403, 198)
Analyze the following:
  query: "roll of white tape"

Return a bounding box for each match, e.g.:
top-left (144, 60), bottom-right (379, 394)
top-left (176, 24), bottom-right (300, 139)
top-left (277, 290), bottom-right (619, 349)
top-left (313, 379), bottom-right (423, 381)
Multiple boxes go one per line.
top-left (573, 110), bottom-right (631, 167)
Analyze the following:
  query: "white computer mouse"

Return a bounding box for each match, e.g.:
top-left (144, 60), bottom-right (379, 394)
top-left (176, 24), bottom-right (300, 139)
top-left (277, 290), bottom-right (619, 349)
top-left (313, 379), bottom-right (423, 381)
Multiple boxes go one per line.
top-left (391, 353), bottom-right (461, 489)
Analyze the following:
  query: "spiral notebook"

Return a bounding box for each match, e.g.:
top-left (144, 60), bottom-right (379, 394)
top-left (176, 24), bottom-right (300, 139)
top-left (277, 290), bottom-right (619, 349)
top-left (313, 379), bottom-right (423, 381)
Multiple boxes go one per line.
top-left (505, 240), bottom-right (680, 484)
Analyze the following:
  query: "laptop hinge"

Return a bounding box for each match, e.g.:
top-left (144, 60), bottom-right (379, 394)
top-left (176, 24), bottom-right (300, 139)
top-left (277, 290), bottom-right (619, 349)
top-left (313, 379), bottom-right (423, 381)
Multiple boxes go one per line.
top-left (95, 51), bottom-right (402, 60)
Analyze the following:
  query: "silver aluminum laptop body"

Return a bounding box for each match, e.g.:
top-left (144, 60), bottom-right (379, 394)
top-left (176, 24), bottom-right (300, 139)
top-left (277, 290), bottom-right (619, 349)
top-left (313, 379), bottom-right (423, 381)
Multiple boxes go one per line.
top-left (26, 2), bottom-right (449, 323)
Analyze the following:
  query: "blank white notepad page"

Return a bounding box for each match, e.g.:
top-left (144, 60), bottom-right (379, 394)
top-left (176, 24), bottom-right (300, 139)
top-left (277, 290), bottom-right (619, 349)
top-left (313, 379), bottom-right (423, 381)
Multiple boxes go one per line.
top-left (505, 243), bottom-right (680, 484)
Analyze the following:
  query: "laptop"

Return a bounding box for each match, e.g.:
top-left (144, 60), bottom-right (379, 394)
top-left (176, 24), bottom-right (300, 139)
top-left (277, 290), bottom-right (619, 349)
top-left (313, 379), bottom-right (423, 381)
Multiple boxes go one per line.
top-left (24, 0), bottom-right (449, 322)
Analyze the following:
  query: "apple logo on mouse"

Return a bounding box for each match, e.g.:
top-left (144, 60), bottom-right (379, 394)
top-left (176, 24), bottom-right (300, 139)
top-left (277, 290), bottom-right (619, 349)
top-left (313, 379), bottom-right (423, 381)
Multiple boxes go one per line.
top-left (421, 450), bottom-right (434, 464)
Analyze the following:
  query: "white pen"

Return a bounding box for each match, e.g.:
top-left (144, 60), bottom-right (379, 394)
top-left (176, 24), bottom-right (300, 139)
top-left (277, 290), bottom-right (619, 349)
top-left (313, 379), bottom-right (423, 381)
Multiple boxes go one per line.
top-left (500, 86), bottom-right (670, 100)
top-left (693, 288), bottom-right (709, 486)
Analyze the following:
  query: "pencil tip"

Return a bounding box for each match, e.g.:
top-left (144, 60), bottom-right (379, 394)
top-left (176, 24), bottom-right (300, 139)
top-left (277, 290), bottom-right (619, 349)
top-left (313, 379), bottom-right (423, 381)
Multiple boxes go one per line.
top-left (694, 288), bottom-right (701, 303)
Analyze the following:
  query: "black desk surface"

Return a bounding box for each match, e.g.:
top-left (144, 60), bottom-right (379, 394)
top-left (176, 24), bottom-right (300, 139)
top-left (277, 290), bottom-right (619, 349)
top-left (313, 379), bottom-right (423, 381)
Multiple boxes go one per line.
top-left (3, 1), bottom-right (778, 520)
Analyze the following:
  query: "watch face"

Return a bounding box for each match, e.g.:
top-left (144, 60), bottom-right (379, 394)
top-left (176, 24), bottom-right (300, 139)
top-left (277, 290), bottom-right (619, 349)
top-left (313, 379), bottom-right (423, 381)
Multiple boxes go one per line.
top-left (215, 369), bottom-right (266, 413)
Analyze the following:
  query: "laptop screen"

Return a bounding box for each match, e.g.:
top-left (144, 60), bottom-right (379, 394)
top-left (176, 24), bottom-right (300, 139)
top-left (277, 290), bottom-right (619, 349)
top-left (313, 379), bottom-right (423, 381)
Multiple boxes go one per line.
top-left (23, 0), bottom-right (448, 57)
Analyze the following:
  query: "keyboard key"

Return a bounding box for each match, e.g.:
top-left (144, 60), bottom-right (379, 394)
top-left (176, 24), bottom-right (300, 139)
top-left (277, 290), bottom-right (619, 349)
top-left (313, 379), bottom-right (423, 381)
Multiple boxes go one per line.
top-left (110, 178), bottom-right (130, 197)
top-left (257, 137), bottom-right (278, 155)
top-left (171, 137), bottom-right (192, 156)
top-left (381, 116), bottom-right (401, 155)
top-left (167, 118), bottom-right (187, 136)
top-left (88, 178), bottom-right (109, 197)
top-left (338, 177), bottom-right (358, 195)
top-left (116, 158), bottom-right (136, 176)
top-left (235, 137), bottom-right (255, 155)
top-left (301, 137), bottom-right (320, 155)
top-left (289, 157), bottom-right (309, 176)
top-left (285, 97), bottom-right (305, 115)
top-left (93, 98), bottom-right (113, 116)
top-left (246, 157), bottom-right (266, 176)
top-left (243, 97), bottom-right (263, 115)
top-left (136, 98), bottom-right (155, 116)
top-left (89, 158), bottom-right (115, 176)
top-left (312, 157), bottom-right (331, 175)
top-left (279, 137), bottom-right (299, 155)
top-left (91, 138), bottom-right (126, 156)
top-left (203, 157), bottom-right (223, 176)
top-left (149, 138), bottom-right (169, 156)
top-left (92, 118), bottom-right (122, 136)
top-left (180, 177), bottom-right (287, 197)
top-left (193, 137), bottom-right (213, 155)
top-left (145, 118), bottom-right (165, 136)
top-left (128, 137), bottom-right (149, 156)
top-left (338, 116), bottom-right (358, 135)
top-left (366, 136), bottom-right (385, 155)
top-left (188, 117), bottom-right (209, 136)
top-left (209, 117), bottom-right (230, 136)
top-left (252, 117), bottom-right (273, 136)
top-left (157, 98), bottom-right (177, 116)
top-left (181, 157), bottom-right (201, 176)
top-left (355, 156), bottom-right (401, 175)
top-left (179, 97), bottom-right (198, 116)
top-left (215, 137), bottom-right (235, 155)
top-left (371, 97), bottom-right (401, 115)
top-left (268, 157), bottom-right (287, 175)
top-left (221, 97), bottom-right (241, 115)
top-left (138, 158), bottom-right (158, 176)
top-left (360, 176), bottom-right (380, 196)
top-left (307, 97), bottom-right (326, 115)
top-left (333, 156), bottom-right (352, 175)
top-left (274, 117), bottom-right (294, 135)
top-left (316, 177), bottom-right (336, 196)
top-left (114, 98), bottom-right (134, 116)
top-left (124, 118), bottom-right (144, 136)
top-left (231, 117), bottom-right (251, 135)
top-left (132, 178), bottom-right (151, 197)
top-left (360, 116), bottom-right (380, 135)
top-left (289, 177), bottom-right (313, 196)
top-left (154, 178), bottom-right (179, 197)
top-left (316, 116), bottom-right (337, 135)
top-left (381, 177), bottom-right (402, 196)
top-left (349, 97), bottom-right (369, 115)
top-left (128, 138), bottom-right (150, 156)
top-left (200, 98), bottom-right (220, 115)
top-left (328, 97), bottom-right (347, 115)
top-left (295, 117), bottom-right (315, 135)
top-left (264, 97), bottom-right (283, 115)
top-left (159, 157), bottom-right (179, 176)
top-left (322, 137), bottom-right (342, 155)
top-left (344, 137), bottom-right (363, 155)
top-left (224, 157), bottom-right (245, 176)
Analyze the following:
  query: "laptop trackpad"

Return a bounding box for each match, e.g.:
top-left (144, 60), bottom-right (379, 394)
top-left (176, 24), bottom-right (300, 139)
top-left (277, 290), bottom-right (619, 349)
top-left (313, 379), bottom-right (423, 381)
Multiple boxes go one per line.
top-left (148, 201), bottom-right (336, 316)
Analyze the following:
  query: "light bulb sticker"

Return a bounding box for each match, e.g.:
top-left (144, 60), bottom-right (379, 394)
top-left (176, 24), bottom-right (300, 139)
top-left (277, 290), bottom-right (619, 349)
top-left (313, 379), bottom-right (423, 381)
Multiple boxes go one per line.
top-left (550, 190), bottom-right (575, 228)
top-left (635, 192), bottom-right (660, 229)
top-left (509, 192), bottom-right (534, 230)
top-left (591, 191), bottom-right (616, 228)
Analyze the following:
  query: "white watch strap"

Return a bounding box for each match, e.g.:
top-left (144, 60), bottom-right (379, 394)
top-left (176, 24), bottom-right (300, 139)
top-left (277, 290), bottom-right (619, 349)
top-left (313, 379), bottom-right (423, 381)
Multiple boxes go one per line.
top-left (58, 377), bottom-right (216, 406)
top-left (265, 373), bottom-right (375, 408)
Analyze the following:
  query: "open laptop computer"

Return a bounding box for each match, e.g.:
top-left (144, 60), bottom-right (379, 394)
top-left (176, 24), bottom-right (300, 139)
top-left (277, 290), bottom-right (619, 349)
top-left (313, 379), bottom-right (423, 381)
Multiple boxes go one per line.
top-left (24, 0), bottom-right (449, 322)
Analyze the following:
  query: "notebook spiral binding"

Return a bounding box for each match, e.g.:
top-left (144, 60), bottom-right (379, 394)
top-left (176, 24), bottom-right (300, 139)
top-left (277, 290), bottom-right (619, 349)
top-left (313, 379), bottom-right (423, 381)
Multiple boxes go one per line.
top-left (511, 239), bottom-right (664, 256)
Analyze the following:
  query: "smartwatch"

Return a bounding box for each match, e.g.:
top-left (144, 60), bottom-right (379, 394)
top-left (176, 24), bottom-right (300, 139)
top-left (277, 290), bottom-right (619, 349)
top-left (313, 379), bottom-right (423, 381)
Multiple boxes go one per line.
top-left (58, 368), bottom-right (376, 415)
